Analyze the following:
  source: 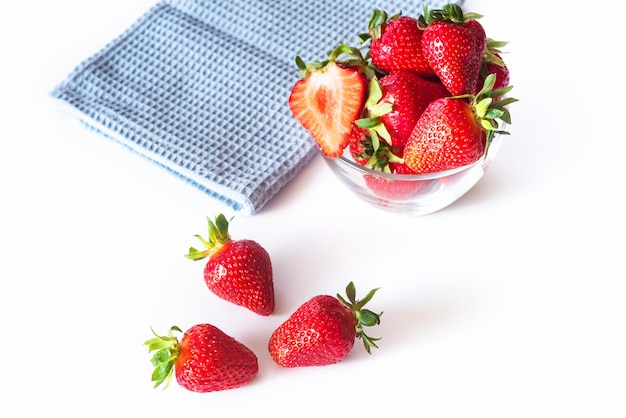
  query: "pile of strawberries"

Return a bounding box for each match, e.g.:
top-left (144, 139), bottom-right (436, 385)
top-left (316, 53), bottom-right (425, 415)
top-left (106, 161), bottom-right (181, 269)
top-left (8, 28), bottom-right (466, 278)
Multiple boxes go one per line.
top-left (144, 3), bottom-right (517, 395)
top-left (145, 215), bottom-right (382, 392)
top-left (289, 3), bottom-right (516, 195)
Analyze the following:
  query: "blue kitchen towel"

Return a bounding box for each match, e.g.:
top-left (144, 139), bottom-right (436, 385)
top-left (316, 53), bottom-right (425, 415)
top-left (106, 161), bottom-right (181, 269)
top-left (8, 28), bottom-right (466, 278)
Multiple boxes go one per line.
top-left (50, 0), bottom-right (463, 214)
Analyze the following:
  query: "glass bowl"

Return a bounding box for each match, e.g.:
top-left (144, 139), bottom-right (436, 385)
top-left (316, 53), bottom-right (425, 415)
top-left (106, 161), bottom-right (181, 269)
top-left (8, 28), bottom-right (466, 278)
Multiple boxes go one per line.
top-left (323, 133), bottom-right (503, 216)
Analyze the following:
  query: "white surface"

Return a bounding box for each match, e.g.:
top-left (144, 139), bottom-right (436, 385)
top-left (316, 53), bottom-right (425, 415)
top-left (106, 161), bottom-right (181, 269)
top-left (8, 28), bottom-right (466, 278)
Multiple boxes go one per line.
top-left (2, 0), bottom-right (624, 416)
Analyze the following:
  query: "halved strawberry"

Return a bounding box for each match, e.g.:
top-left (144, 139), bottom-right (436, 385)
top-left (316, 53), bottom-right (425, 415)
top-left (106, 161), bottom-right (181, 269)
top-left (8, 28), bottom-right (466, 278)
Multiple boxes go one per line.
top-left (288, 45), bottom-right (369, 158)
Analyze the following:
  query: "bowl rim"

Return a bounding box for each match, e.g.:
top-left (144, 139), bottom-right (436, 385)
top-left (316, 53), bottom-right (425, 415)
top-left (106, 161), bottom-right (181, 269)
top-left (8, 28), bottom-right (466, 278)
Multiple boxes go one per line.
top-left (324, 129), bottom-right (504, 181)
top-left (325, 152), bottom-right (483, 181)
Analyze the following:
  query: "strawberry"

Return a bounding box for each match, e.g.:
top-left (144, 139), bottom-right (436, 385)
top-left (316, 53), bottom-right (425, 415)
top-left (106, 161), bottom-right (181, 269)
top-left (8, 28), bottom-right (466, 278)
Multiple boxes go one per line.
top-left (350, 131), bottom-right (436, 200)
top-left (420, 3), bottom-right (487, 96)
top-left (288, 44), bottom-right (369, 158)
top-left (349, 126), bottom-right (402, 170)
top-left (379, 72), bottom-right (449, 147)
top-left (347, 124), bottom-right (370, 158)
top-left (481, 58), bottom-right (510, 96)
top-left (185, 214), bottom-right (274, 316)
top-left (403, 74), bottom-right (517, 174)
top-left (349, 122), bottom-right (429, 200)
top-left (347, 124), bottom-right (377, 168)
top-left (365, 10), bottom-right (435, 77)
top-left (364, 161), bottom-right (434, 201)
top-left (405, 97), bottom-right (485, 173)
top-left (350, 132), bottom-right (431, 200)
top-left (144, 324), bottom-right (258, 392)
top-left (268, 282), bottom-right (382, 367)
top-left (358, 71), bottom-right (449, 149)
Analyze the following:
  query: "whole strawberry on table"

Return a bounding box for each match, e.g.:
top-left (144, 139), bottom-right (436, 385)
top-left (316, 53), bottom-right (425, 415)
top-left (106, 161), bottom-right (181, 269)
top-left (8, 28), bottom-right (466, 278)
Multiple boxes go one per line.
top-left (288, 3), bottom-right (517, 197)
top-left (144, 324), bottom-right (258, 392)
top-left (268, 281), bottom-right (382, 367)
top-left (185, 214), bottom-right (275, 316)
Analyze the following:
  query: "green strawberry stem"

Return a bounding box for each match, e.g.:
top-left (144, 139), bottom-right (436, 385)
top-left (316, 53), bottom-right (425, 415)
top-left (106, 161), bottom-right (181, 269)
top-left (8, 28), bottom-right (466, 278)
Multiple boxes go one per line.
top-left (294, 44), bottom-right (371, 79)
top-left (420, 3), bottom-right (483, 26)
top-left (361, 8), bottom-right (402, 42)
top-left (184, 214), bottom-right (232, 261)
top-left (353, 133), bottom-right (403, 173)
top-left (474, 73), bottom-right (516, 127)
top-left (143, 326), bottom-right (183, 389)
top-left (336, 281), bottom-right (382, 354)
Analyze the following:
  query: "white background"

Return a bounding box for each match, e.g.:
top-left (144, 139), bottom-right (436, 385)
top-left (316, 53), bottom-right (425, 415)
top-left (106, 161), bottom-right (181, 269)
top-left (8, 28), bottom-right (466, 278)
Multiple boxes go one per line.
top-left (1, 0), bottom-right (624, 416)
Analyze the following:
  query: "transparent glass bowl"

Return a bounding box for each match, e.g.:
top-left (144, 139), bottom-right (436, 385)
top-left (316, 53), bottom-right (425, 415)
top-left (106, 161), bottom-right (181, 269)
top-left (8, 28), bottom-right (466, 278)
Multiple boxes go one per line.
top-left (323, 133), bottom-right (502, 216)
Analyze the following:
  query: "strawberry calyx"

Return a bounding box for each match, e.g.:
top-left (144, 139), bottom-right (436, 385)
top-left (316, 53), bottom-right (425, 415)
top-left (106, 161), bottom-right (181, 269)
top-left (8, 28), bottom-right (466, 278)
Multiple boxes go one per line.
top-left (361, 8), bottom-right (402, 42)
top-left (143, 325), bottom-right (183, 389)
top-left (455, 73), bottom-right (518, 154)
top-left (419, 3), bottom-right (483, 26)
top-left (483, 38), bottom-right (508, 69)
top-left (295, 43), bottom-right (371, 79)
top-left (352, 132), bottom-right (403, 173)
top-left (184, 214), bottom-right (232, 261)
top-left (355, 76), bottom-right (393, 147)
top-left (336, 281), bottom-right (382, 354)
top-left (473, 73), bottom-right (516, 130)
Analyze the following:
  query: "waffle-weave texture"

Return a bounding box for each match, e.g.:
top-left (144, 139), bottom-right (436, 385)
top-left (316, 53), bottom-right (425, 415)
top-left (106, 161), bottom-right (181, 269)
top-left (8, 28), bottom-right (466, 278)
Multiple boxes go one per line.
top-left (50, 0), bottom-right (463, 214)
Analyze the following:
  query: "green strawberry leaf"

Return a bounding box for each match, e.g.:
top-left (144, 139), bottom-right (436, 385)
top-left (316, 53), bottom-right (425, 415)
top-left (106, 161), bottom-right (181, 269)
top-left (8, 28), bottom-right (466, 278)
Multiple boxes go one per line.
top-left (337, 282), bottom-right (383, 354)
top-left (355, 117), bottom-right (380, 130)
top-left (357, 309), bottom-right (382, 327)
top-left (184, 215), bottom-right (233, 260)
top-left (345, 281), bottom-right (356, 304)
top-left (475, 97), bottom-right (492, 119)
top-left (144, 326), bottom-right (182, 390)
top-left (360, 333), bottom-right (381, 354)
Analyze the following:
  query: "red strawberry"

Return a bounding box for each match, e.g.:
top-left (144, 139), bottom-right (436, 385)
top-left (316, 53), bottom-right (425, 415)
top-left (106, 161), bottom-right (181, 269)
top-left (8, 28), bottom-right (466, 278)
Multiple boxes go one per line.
top-left (289, 44), bottom-right (368, 158)
top-left (404, 97), bottom-right (485, 173)
top-left (403, 74), bottom-right (516, 174)
top-left (367, 10), bottom-right (435, 77)
top-left (355, 70), bottom-right (449, 153)
top-left (347, 124), bottom-right (373, 166)
top-left (185, 214), bottom-right (274, 316)
top-left (364, 161), bottom-right (434, 200)
top-left (349, 127), bottom-right (403, 170)
top-left (348, 131), bottom-right (436, 199)
top-left (347, 130), bottom-right (425, 199)
top-left (372, 71), bottom-right (449, 148)
top-left (482, 58), bottom-right (510, 93)
top-left (268, 282), bottom-right (382, 367)
top-left (420, 4), bottom-right (487, 96)
top-left (144, 324), bottom-right (258, 392)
